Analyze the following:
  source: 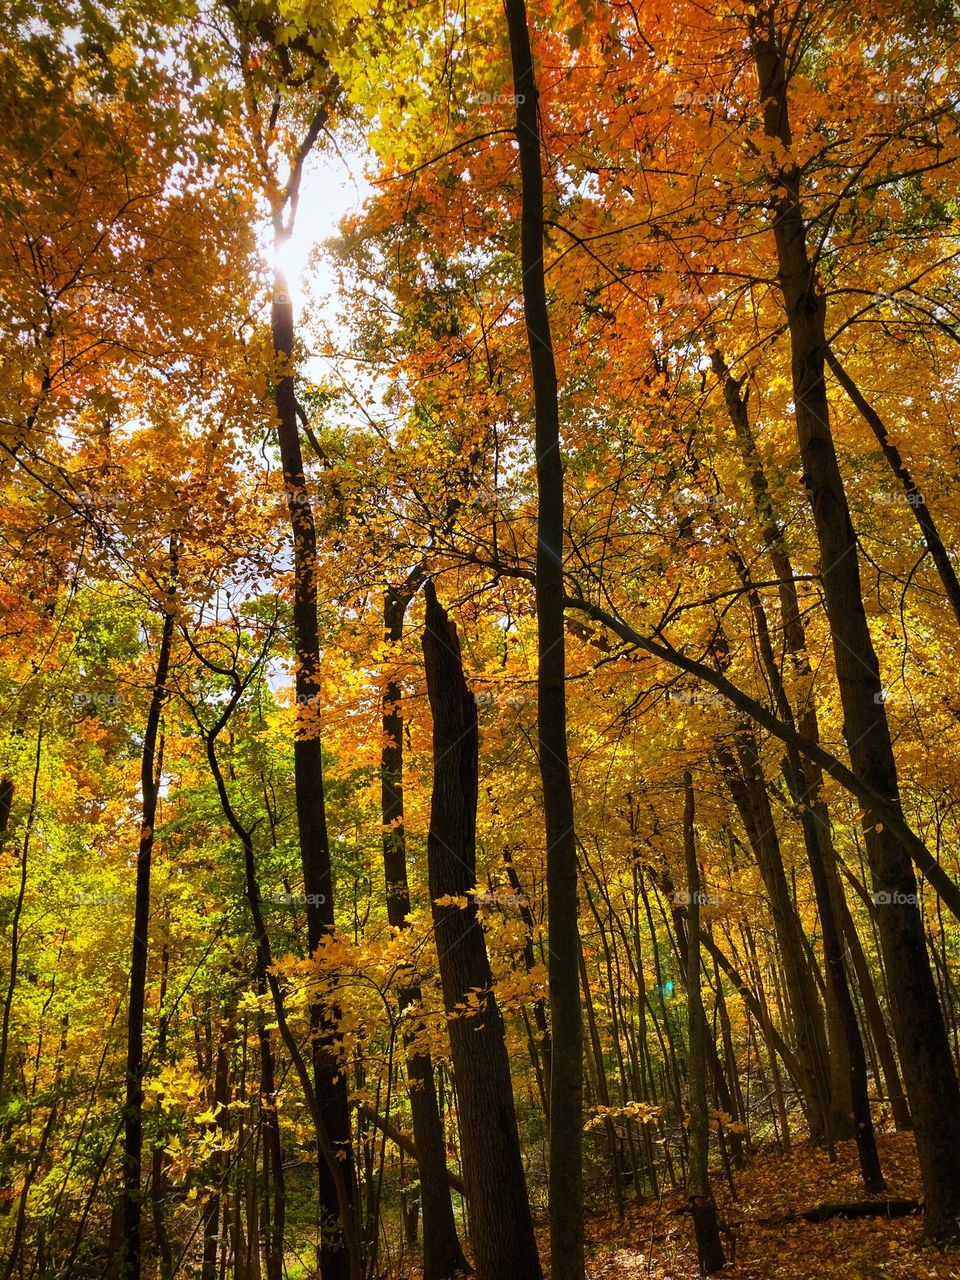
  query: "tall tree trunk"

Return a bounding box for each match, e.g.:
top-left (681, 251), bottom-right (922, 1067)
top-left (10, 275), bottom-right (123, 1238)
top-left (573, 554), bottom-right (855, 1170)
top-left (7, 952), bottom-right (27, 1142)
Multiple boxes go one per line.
top-left (271, 270), bottom-right (354, 1277)
top-left (422, 582), bottom-right (542, 1280)
top-left (381, 585), bottom-right (468, 1280)
top-left (121, 589), bottom-right (176, 1280)
top-left (715, 736), bottom-right (832, 1141)
top-left (502, 5), bottom-right (583, 1277)
top-left (751, 7), bottom-right (960, 1241)
top-left (258, 992), bottom-right (285, 1280)
top-left (0, 745), bottom-right (36, 1107)
top-left (0, 777), bottom-right (12, 846)
top-left (715, 351), bottom-right (909, 1132)
top-left (150, 936), bottom-right (173, 1277)
top-left (662, 879), bottom-right (745, 1170)
top-left (839, 901), bottom-right (911, 1130)
top-left (201, 1037), bottom-right (230, 1280)
top-left (503, 844), bottom-right (552, 1118)
top-left (723, 547), bottom-right (884, 1184)
top-left (682, 774), bottom-right (725, 1275)
top-left (204, 696), bottom-right (362, 1280)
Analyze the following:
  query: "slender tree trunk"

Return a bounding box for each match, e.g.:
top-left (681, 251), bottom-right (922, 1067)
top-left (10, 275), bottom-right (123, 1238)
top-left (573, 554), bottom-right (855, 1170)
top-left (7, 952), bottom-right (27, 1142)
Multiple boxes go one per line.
top-left (120, 590), bottom-right (175, 1280)
top-left (0, 742), bottom-right (38, 1108)
top-left (258, 991), bottom-right (285, 1280)
top-left (422, 582), bottom-right (542, 1280)
top-left (503, 845), bottom-right (552, 1119)
top-left (0, 777), bottom-right (12, 846)
top-left (682, 774), bottom-right (725, 1275)
top-left (271, 269), bottom-right (354, 1276)
top-left (150, 936), bottom-right (173, 1277)
top-left (381, 586), bottom-right (469, 1280)
top-left (202, 1037), bottom-right (230, 1280)
top-left (502, 5), bottom-right (583, 1277)
top-left (752, 8), bottom-right (960, 1241)
top-left (716, 737), bottom-right (831, 1141)
top-left (664, 883), bottom-right (745, 1170)
top-left (724, 551), bottom-right (883, 1183)
top-left (839, 901), bottom-right (911, 1130)
top-left (204, 702), bottom-right (362, 1280)
top-left (577, 939), bottom-right (625, 1218)
top-left (354, 1103), bottom-right (466, 1196)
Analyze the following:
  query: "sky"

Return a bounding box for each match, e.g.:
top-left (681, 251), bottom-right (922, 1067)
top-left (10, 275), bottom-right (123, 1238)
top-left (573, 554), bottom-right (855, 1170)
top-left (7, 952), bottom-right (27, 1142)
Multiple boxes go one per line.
top-left (273, 142), bottom-right (372, 320)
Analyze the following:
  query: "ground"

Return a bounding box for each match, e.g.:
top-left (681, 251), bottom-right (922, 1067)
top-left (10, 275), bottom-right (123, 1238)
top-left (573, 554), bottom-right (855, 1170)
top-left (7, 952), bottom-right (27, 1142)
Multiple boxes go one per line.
top-left (578, 1132), bottom-right (960, 1279)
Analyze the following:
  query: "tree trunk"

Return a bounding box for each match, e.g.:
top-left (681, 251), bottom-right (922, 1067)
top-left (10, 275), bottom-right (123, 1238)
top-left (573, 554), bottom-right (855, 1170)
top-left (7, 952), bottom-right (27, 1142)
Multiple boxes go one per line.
top-left (716, 736), bottom-right (831, 1141)
top-left (502, 4), bottom-right (583, 1277)
top-left (751, 9), bottom-right (960, 1241)
top-left (682, 774), bottom-right (725, 1275)
top-left (258, 996), bottom-right (284, 1280)
top-left (120, 589), bottom-right (175, 1280)
top-left (201, 1037), bottom-right (230, 1280)
top-left (150, 937), bottom-right (173, 1277)
top-left (271, 270), bottom-right (354, 1276)
top-left (422, 582), bottom-right (542, 1280)
top-left (503, 844), bottom-right (552, 1120)
top-left (381, 585), bottom-right (469, 1280)
top-left (716, 351), bottom-right (908, 1135)
top-left (204, 705), bottom-right (362, 1280)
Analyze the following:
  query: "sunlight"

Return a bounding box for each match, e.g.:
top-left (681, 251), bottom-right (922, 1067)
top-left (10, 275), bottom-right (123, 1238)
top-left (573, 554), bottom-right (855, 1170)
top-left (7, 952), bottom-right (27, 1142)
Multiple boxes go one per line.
top-left (268, 149), bottom-right (370, 316)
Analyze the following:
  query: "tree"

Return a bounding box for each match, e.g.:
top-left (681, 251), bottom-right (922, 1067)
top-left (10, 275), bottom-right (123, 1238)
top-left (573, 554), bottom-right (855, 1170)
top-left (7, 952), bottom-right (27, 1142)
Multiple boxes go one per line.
top-left (751, 1), bottom-right (960, 1240)
top-left (422, 582), bottom-right (542, 1280)
top-left (120, 564), bottom-right (177, 1280)
top-left (503, 3), bottom-right (584, 1276)
top-left (681, 773), bottom-right (725, 1275)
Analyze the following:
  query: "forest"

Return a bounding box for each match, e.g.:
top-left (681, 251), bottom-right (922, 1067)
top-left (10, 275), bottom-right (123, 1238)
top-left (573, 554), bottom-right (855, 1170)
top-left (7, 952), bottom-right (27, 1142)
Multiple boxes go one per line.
top-left (3, 0), bottom-right (960, 1276)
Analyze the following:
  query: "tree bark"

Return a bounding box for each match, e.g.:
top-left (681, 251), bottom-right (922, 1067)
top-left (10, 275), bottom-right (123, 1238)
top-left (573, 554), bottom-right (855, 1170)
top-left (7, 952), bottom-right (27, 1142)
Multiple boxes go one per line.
top-left (716, 353), bottom-right (909, 1132)
top-left (381, 585), bottom-right (469, 1280)
top-left (203, 688), bottom-right (362, 1280)
top-left (682, 774), bottom-right (725, 1275)
top-left (257, 998), bottom-right (284, 1280)
top-left (751, 7), bottom-right (960, 1241)
top-left (150, 937), bottom-right (173, 1278)
top-left (271, 269), bottom-right (354, 1276)
top-left (422, 582), bottom-right (542, 1280)
top-left (716, 736), bottom-right (831, 1141)
top-left (121, 591), bottom-right (176, 1280)
top-left (502, 4), bottom-right (583, 1277)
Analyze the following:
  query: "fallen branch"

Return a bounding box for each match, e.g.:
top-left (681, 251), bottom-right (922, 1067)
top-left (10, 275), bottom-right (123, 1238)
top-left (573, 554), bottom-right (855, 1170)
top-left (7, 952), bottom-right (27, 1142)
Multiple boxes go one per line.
top-left (750, 1198), bottom-right (921, 1226)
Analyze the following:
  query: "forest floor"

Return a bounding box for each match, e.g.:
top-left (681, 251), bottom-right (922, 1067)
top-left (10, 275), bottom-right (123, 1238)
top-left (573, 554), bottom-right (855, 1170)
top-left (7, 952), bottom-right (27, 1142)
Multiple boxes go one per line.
top-left (578, 1131), bottom-right (960, 1279)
